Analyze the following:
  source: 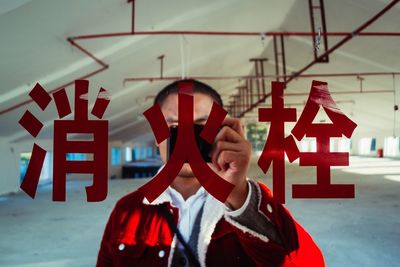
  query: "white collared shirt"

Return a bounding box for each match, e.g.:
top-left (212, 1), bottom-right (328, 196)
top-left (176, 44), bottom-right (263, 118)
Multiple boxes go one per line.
top-left (166, 186), bottom-right (207, 243)
top-left (147, 165), bottom-right (253, 243)
top-left (166, 180), bottom-right (252, 243)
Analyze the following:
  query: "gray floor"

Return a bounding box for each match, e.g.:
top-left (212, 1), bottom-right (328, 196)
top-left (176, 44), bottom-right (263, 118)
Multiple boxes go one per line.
top-left (0, 156), bottom-right (399, 267)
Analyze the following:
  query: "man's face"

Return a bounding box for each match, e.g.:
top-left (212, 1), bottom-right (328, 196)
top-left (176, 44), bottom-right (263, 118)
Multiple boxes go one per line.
top-left (158, 92), bottom-right (214, 178)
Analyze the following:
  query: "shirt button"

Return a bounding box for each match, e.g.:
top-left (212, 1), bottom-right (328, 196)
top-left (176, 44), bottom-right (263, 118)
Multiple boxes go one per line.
top-left (158, 249), bottom-right (165, 258)
top-left (118, 243), bottom-right (125, 251)
top-left (267, 203), bottom-right (273, 213)
top-left (179, 256), bottom-right (187, 265)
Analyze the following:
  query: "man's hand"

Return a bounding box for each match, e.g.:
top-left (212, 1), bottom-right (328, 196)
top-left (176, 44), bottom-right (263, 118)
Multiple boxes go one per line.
top-left (209, 117), bottom-right (252, 210)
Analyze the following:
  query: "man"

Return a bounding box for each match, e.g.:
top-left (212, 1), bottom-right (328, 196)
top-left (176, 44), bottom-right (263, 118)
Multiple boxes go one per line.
top-left (96, 79), bottom-right (325, 267)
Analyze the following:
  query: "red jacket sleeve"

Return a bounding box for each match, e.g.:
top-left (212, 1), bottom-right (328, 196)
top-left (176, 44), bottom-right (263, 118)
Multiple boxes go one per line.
top-left (283, 220), bottom-right (325, 266)
top-left (226, 181), bottom-right (325, 267)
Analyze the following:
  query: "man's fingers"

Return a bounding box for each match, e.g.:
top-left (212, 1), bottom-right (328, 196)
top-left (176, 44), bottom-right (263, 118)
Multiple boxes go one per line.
top-left (216, 150), bottom-right (237, 171)
top-left (220, 117), bottom-right (245, 138)
top-left (211, 140), bottom-right (241, 168)
top-left (209, 118), bottom-right (248, 171)
top-left (215, 125), bottom-right (242, 144)
top-left (213, 140), bottom-right (241, 152)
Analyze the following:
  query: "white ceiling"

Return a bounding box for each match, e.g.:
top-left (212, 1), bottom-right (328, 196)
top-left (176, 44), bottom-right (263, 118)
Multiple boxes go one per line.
top-left (0, 0), bottom-right (399, 145)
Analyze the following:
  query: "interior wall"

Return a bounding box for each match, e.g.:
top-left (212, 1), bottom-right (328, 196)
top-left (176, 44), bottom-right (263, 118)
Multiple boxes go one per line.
top-left (0, 138), bottom-right (19, 195)
top-left (0, 138), bottom-right (55, 196)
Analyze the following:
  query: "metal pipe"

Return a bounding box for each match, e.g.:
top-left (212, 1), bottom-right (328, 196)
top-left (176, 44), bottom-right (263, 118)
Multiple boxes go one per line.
top-left (284, 89), bottom-right (394, 96)
top-left (67, 38), bottom-right (108, 68)
top-left (309, 0), bottom-right (330, 62)
top-left (70, 31), bottom-right (400, 40)
top-left (260, 60), bottom-right (266, 95)
top-left (308, 0), bottom-right (317, 58)
top-left (286, 0), bottom-right (400, 85)
top-left (235, 0), bottom-right (399, 117)
top-left (250, 59), bottom-right (261, 95)
top-left (158, 55), bottom-right (165, 78)
top-left (238, 102), bottom-right (307, 108)
top-left (273, 36), bottom-right (279, 81)
top-left (227, 89), bottom-right (394, 116)
top-left (0, 39), bottom-right (109, 116)
top-left (131, 0), bottom-right (135, 33)
top-left (319, 0), bottom-right (329, 61)
top-left (123, 72), bottom-right (400, 83)
top-left (0, 66), bottom-right (108, 116)
top-left (280, 35), bottom-right (287, 83)
top-left (2, 1), bottom-right (398, 117)
top-left (246, 80), bottom-right (251, 108)
top-left (249, 79), bottom-right (254, 105)
top-left (223, 90), bottom-right (394, 100)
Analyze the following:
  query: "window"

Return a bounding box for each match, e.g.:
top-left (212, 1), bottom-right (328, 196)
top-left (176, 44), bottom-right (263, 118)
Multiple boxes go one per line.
top-left (66, 153), bottom-right (86, 160)
top-left (111, 147), bottom-right (121, 165)
top-left (125, 147), bottom-right (132, 162)
top-left (141, 147), bottom-right (147, 159)
top-left (41, 153), bottom-right (52, 182)
top-left (20, 152), bottom-right (52, 184)
top-left (359, 137), bottom-right (373, 155)
top-left (338, 139), bottom-right (351, 152)
top-left (330, 139), bottom-right (335, 152)
top-left (384, 137), bottom-right (399, 157)
top-left (370, 138), bottom-right (376, 151)
top-left (245, 123), bottom-right (267, 152)
top-left (20, 152), bottom-right (31, 183)
top-left (133, 147), bottom-right (140, 160)
top-left (299, 138), bottom-right (316, 152)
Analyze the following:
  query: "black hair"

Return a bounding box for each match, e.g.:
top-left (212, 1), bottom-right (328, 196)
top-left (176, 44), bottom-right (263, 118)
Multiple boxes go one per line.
top-left (153, 79), bottom-right (223, 107)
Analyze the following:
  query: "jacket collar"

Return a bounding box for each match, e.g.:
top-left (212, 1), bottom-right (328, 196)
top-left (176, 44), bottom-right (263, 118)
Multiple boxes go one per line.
top-left (142, 187), bottom-right (172, 205)
top-left (142, 164), bottom-right (170, 205)
top-left (142, 164), bottom-right (206, 205)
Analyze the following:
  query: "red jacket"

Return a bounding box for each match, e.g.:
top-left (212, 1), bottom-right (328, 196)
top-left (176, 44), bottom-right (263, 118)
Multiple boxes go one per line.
top-left (96, 181), bottom-right (325, 267)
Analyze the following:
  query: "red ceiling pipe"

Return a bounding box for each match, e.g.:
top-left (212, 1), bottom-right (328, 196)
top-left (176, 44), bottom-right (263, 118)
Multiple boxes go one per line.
top-left (285, 0), bottom-right (400, 85)
top-left (130, 0), bottom-right (136, 34)
top-left (1, 1), bottom-right (398, 117)
top-left (273, 36), bottom-right (280, 80)
top-left (0, 39), bottom-right (109, 116)
top-left (284, 89), bottom-right (395, 96)
top-left (237, 99), bottom-right (355, 108)
top-left (308, 0), bottom-right (330, 62)
top-left (67, 38), bottom-right (108, 68)
top-left (158, 55), bottom-right (165, 78)
top-left (289, 72), bottom-right (400, 78)
top-left (0, 66), bottom-right (108, 116)
top-left (280, 35), bottom-right (287, 83)
top-left (69, 31), bottom-right (400, 40)
top-left (235, 103), bottom-right (306, 108)
top-left (235, 0), bottom-right (399, 117)
top-left (222, 89), bottom-right (395, 100)
top-left (123, 72), bottom-right (400, 83)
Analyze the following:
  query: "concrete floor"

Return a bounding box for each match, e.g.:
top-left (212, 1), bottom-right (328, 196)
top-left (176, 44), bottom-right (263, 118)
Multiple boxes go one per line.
top-left (0, 156), bottom-right (399, 267)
